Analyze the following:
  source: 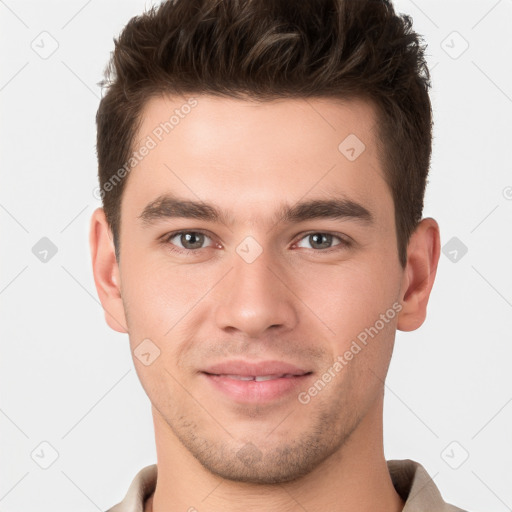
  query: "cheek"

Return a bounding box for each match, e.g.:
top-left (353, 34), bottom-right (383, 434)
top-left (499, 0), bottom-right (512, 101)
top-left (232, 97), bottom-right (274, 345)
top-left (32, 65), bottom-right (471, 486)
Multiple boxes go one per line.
top-left (294, 257), bottom-right (399, 338)
top-left (296, 256), bottom-right (400, 394)
top-left (121, 252), bottom-right (205, 334)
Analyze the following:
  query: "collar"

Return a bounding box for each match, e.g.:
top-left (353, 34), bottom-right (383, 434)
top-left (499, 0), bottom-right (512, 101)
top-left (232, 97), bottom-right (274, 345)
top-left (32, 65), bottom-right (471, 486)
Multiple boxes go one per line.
top-left (106, 459), bottom-right (466, 512)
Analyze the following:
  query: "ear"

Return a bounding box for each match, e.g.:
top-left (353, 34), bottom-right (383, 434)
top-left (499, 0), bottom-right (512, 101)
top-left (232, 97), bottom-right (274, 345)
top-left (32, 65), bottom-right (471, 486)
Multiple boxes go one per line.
top-left (89, 207), bottom-right (128, 333)
top-left (396, 217), bottom-right (441, 332)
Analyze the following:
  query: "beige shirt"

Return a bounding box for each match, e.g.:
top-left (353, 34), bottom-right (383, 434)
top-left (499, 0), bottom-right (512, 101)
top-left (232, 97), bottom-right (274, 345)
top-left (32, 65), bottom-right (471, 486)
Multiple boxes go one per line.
top-left (106, 459), bottom-right (468, 512)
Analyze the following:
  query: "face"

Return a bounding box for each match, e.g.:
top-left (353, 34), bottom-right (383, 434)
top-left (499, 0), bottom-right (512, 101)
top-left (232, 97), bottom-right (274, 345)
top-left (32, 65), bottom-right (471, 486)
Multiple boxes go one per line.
top-left (112, 94), bottom-right (406, 483)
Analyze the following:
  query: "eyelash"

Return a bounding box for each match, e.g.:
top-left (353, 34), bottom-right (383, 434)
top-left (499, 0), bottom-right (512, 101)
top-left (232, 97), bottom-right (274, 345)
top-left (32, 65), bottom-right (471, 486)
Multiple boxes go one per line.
top-left (161, 230), bottom-right (353, 255)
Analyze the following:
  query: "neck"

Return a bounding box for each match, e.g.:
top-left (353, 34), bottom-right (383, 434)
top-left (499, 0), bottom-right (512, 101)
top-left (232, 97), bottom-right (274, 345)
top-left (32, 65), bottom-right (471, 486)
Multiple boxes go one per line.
top-left (147, 401), bottom-right (404, 512)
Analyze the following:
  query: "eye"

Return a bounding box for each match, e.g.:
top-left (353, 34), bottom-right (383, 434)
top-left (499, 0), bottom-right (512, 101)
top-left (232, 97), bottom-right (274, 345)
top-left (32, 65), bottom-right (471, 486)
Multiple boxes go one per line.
top-left (161, 230), bottom-right (352, 255)
top-left (295, 232), bottom-right (350, 251)
top-left (164, 230), bottom-right (215, 252)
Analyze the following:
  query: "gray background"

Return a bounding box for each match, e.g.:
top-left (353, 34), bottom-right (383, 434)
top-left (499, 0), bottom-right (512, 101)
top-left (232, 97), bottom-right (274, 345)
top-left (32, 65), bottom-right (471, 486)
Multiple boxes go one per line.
top-left (1, 0), bottom-right (511, 510)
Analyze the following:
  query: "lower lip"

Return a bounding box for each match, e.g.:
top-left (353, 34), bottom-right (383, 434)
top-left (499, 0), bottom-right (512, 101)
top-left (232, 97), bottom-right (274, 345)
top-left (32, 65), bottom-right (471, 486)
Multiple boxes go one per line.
top-left (202, 373), bottom-right (312, 403)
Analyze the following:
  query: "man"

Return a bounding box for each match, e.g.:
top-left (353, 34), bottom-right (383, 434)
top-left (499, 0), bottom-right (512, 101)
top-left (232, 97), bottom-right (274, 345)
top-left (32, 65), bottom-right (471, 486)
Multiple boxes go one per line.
top-left (90, 0), bottom-right (468, 510)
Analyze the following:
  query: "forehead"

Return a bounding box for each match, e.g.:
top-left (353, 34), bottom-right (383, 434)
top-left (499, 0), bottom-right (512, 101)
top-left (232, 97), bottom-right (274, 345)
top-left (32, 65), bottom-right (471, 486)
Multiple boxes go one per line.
top-left (135, 93), bottom-right (380, 159)
top-left (122, 93), bottom-right (393, 231)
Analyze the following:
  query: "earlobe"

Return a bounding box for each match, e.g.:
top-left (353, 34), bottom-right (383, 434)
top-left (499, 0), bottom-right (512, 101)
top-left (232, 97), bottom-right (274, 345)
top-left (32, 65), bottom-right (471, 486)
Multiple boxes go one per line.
top-left (89, 207), bottom-right (128, 334)
top-left (396, 217), bottom-right (441, 332)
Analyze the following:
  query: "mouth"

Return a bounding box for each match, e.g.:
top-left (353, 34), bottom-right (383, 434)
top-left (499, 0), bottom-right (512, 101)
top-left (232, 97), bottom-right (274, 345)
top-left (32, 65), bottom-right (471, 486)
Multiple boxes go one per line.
top-left (200, 363), bottom-right (314, 403)
top-left (203, 372), bottom-right (311, 381)
top-left (202, 359), bottom-right (312, 378)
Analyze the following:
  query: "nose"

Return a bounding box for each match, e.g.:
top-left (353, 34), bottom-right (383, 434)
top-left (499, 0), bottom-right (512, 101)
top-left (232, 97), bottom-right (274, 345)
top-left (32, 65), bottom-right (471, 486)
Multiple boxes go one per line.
top-left (213, 246), bottom-right (299, 338)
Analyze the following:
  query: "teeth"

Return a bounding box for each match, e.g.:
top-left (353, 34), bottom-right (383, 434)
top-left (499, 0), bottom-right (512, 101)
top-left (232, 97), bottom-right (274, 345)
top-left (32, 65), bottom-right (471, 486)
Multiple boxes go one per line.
top-left (254, 375), bottom-right (282, 381)
top-left (223, 374), bottom-right (293, 381)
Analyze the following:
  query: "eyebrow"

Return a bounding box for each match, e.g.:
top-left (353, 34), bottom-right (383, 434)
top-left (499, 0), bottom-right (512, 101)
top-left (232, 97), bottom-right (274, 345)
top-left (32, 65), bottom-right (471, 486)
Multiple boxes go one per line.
top-left (138, 193), bottom-right (374, 228)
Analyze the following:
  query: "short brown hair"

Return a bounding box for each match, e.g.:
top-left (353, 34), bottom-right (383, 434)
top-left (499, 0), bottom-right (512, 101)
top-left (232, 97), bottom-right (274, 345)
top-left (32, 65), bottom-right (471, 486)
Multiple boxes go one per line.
top-left (96, 0), bottom-right (432, 267)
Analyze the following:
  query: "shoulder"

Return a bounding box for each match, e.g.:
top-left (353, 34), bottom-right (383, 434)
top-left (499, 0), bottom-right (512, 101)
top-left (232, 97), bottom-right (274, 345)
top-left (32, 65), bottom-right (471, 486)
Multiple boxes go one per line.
top-left (387, 459), bottom-right (470, 512)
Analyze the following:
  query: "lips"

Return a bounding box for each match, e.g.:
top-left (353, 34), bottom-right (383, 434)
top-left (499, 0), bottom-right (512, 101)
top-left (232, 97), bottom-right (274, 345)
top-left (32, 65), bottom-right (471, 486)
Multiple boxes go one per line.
top-left (220, 374), bottom-right (300, 381)
top-left (201, 360), bottom-right (313, 403)
top-left (202, 360), bottom-right (311, 378)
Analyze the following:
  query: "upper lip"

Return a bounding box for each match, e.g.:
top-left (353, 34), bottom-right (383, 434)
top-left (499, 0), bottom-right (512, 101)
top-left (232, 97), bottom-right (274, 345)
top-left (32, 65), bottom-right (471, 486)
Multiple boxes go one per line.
top-left (202, 360), bottom-right (312, 377)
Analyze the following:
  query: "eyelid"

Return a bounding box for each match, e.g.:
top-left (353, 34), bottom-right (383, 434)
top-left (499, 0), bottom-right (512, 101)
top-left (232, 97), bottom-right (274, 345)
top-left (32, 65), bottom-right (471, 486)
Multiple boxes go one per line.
top-left (292, 231), bottom-right (352, 250)
top-left (163, 229), bottom-right (217, 251)
top-left (162, 229), bottom-right (352, 254)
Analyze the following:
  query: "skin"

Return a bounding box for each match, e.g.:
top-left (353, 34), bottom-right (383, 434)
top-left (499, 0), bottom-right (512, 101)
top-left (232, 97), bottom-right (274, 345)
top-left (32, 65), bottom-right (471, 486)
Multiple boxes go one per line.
top-left (90, 94), bottom-right (440, 512)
